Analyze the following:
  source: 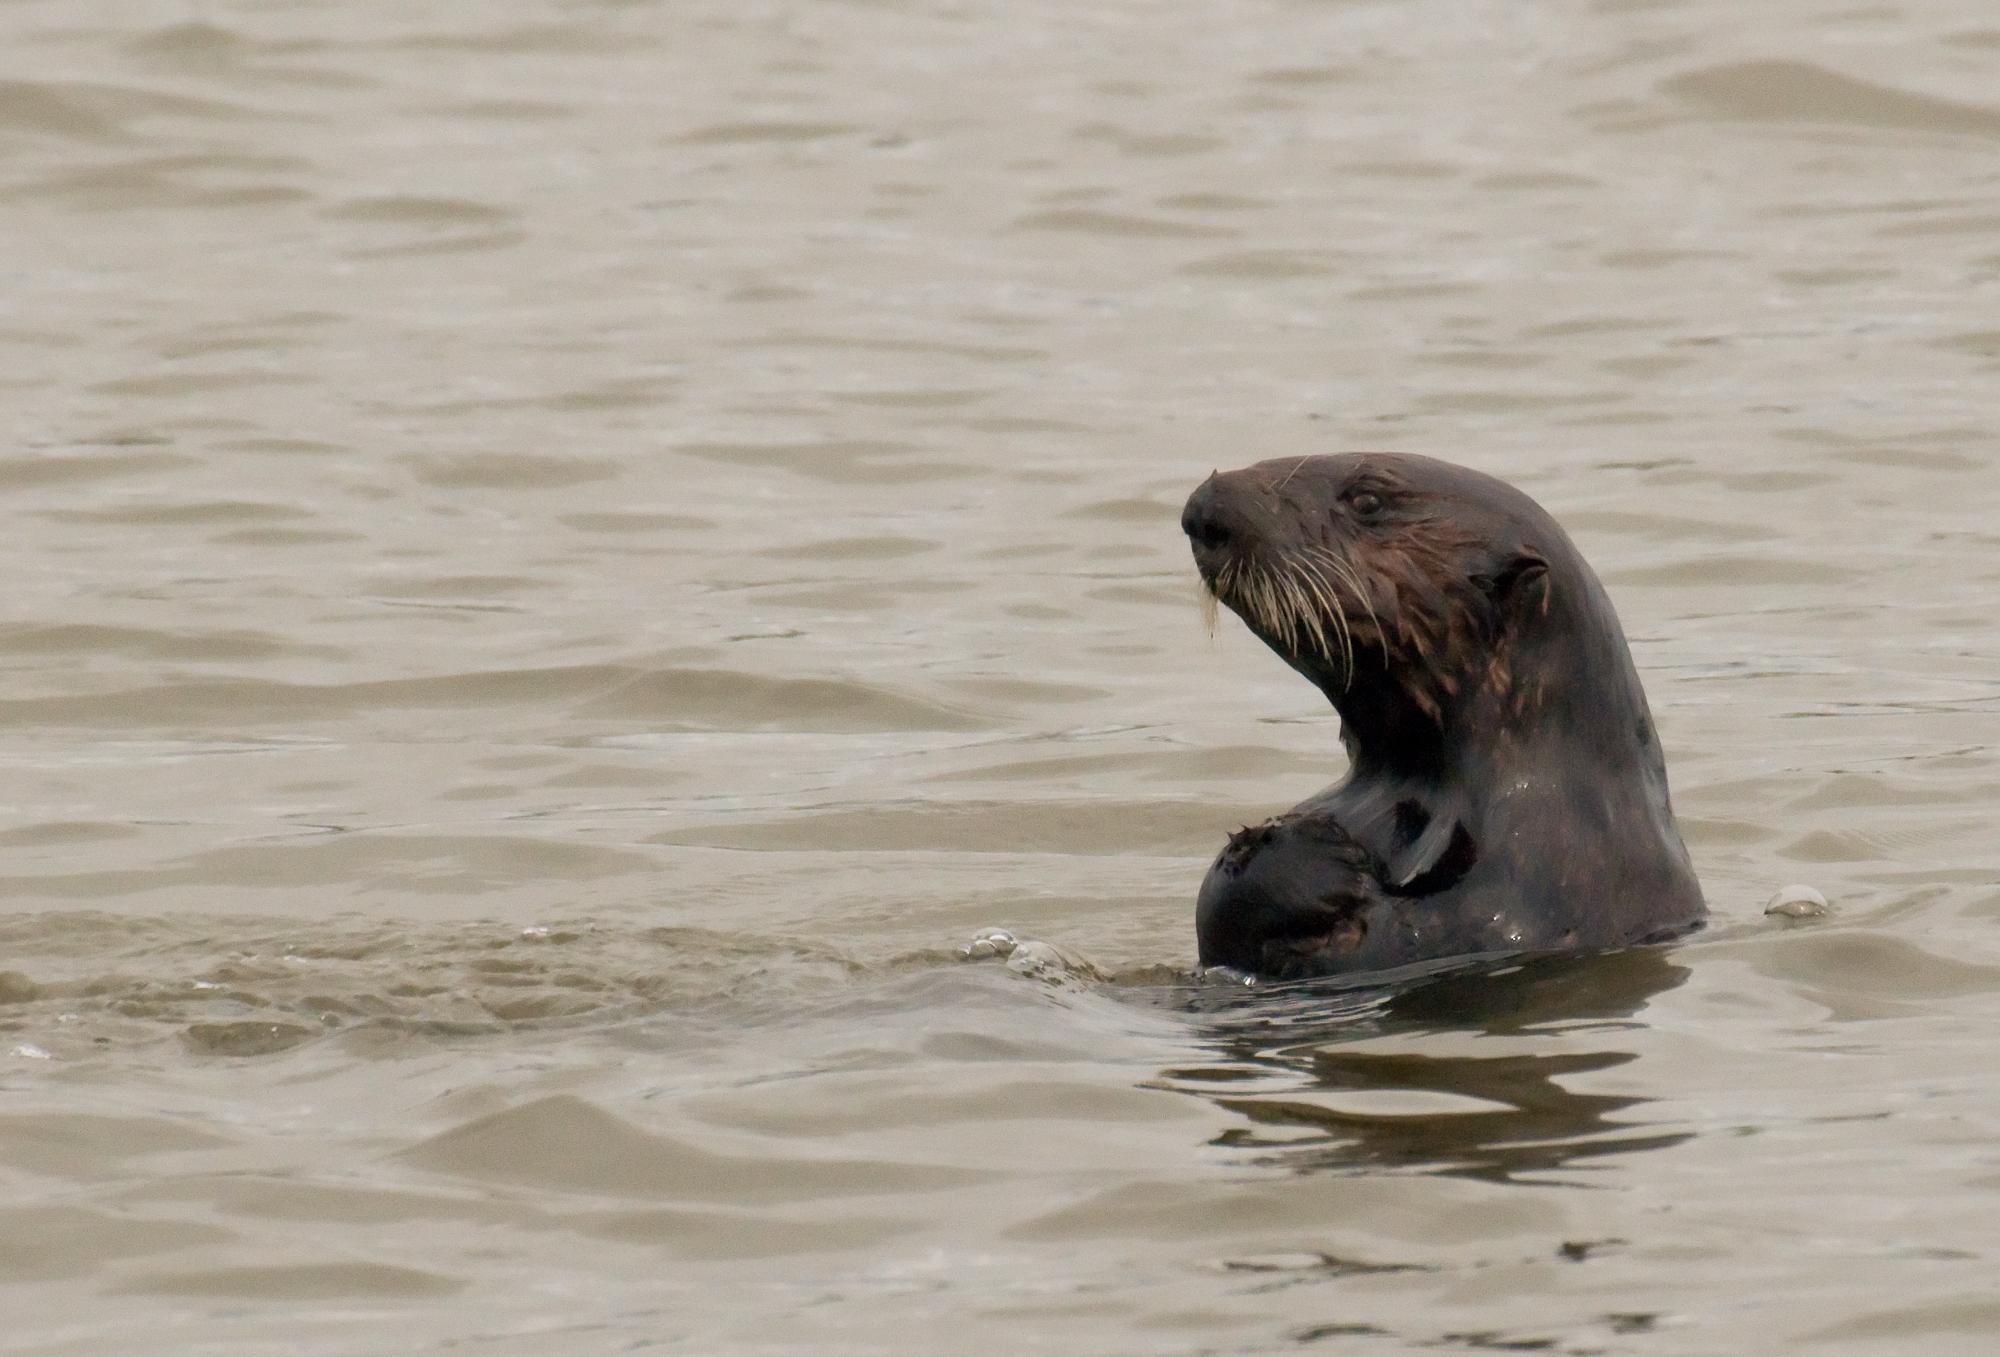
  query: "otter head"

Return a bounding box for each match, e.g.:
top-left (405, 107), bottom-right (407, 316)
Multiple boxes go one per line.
top-left (1183, 453), bottom-right (1641, 777)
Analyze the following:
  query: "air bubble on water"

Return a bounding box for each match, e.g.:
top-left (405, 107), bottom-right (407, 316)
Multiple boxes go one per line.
top-left (1765, 884), bottom-right (1830, 920)
top-left (957, 928), bottom-right (1017, 961)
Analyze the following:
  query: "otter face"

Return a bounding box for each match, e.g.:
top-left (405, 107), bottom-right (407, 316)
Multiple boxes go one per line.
top-left (1183, 453), bottom-right (1555, 733)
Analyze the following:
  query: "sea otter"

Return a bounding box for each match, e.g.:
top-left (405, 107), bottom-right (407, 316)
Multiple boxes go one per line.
top-left (1183, 453), bottom-right (1704, 978)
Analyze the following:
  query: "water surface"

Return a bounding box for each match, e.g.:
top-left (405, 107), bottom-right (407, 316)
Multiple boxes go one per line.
top-left (5, 1), bottom-right (2000, 1351)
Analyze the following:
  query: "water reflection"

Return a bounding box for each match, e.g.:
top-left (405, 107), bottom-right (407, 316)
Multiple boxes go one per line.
top-left (1149, 947), bottom-right (1694, 1183)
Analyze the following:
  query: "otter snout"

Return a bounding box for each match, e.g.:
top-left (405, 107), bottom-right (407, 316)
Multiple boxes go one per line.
top-left (1182, 472), bottom-right (1247, 579)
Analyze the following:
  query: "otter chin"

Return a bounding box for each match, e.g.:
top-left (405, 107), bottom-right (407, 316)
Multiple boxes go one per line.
top-left (1183, 453), bottom-right (1704, 978)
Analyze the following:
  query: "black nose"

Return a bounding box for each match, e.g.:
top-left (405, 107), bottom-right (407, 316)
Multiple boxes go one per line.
top-left (1182, 473), bottom-right (1233, 554)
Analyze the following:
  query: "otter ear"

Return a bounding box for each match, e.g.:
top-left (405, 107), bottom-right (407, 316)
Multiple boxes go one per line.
top-left (1485, 551), bottom-right (1548, 608)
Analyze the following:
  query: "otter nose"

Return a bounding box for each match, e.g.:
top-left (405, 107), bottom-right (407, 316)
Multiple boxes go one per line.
top-left (1182, 473), bottom-right (1234, 554)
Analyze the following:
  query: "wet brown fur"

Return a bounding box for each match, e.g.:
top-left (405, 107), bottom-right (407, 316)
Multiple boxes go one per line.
top-left (1183, 452), bottom-right (1705, 977)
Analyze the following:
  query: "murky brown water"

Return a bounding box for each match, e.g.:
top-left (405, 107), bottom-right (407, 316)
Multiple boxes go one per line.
top-left (5, 1), bottom-right (2000, 1351)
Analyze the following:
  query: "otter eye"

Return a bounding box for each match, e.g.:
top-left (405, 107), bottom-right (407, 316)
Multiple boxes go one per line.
top-left (1346, 489), bottom-right (1384, 518)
